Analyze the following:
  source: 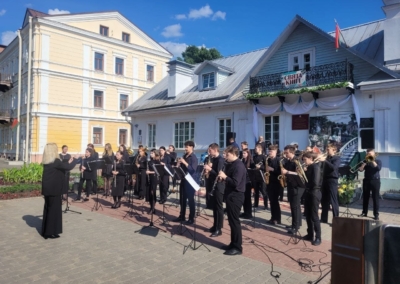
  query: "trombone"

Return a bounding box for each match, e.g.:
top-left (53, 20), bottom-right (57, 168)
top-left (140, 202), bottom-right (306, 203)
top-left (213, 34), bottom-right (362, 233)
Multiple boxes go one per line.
top-left (349, 154), bottom-right (376, 173)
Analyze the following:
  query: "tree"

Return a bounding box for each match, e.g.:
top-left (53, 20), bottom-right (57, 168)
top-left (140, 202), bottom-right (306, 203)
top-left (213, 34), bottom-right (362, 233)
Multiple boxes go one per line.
top-left (178, 45), bottom-right (222, 64)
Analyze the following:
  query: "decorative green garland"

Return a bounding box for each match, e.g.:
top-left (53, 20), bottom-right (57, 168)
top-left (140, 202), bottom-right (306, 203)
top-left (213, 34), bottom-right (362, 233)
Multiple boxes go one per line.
top-left (245, 81), bottom-right (350, 99)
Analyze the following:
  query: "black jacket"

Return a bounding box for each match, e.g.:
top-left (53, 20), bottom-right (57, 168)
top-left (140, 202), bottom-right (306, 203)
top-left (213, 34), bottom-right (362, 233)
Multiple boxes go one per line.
top-left (225, 158), bottom-right (246, 193)
top-left (323, 155), bottom-right (341, 179)
top-left (42, 158), bottom-right (79, 196)
top-left (305, 162), bottom-right (323, 191)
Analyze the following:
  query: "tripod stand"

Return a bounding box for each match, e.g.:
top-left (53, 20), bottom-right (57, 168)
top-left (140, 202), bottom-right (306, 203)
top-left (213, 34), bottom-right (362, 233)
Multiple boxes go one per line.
top-left (123, 198), bottom-right (141, 219)
top-left (183, 187), bottom-right (210, 255)
top-left (135, 188), bottom-right (166, 234)
top-left (242, 204), bottom-right (258, 229)
top-left (63, 192), bottom-right (82, 214)
top-left (285, 229), bottom-right (307, 246)
top-left (196, 190), bottom-right (210, 220)
top-left (91, 190), bottom-right (103, 211)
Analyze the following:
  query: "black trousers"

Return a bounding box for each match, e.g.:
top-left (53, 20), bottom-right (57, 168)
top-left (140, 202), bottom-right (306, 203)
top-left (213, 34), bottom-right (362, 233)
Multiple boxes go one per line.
top-left (287, 186), bottom-right (304, 230)
top-left (92, 177), bottom-right (98, 194)
top-left (253, 181), bottom-right (268, 208)
top-left (321, 178), bottom-right (339, 223)
top-left (267, 181), bottom-right (281, 222)
top-left (159, 175), bottom-right (169, 202)
top-left (179, 180), bottom-right (195, 220)
top-left (242, 182), bottom-right (252, 216)
top-left (226, 191), bottom-right (244, 252)
top-left (148, 181), bottom-right (157, 209)
top-left (212, 189), bottom-right (224, 230)
top-left (138, 170), bottom-right (147, 198)
top-left (205, 179), bottom-right (213, 209)
top-left (78, 178), bottom-right (92, 199)
top-left (305, 190), bottom-right (322, 239)
top-left (42, 196), bottom-right (62, 236)
top-left (279, 185), bottom-right (284, 201)
top-left (362, 179), bottom-right (380, 217)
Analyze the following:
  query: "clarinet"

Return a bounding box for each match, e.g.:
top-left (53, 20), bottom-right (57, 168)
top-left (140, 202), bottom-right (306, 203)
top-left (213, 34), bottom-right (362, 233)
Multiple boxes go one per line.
top-left (113, 160), bottom-right (117, 188)
top-left (210, 164), bottom-right (225, 196)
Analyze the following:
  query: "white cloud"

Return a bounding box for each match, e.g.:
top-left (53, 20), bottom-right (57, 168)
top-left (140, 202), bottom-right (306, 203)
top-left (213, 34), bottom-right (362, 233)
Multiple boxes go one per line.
top-left (0, 9), bottom-right (6, 16)
top-left (188, 5), bottom-right (213, 19)
top-left (48, 8), bottom-right (70, 15)
top-left (1, 31), bottom-right (17, 45)
top-left (212, 11), bottom-right (226, 21)
top-left (160, 42), bottom-right (188, 58)
top-left (175, 14), bottom-right (187, 20)
top-left (161, 24), bottom-right (183, 38)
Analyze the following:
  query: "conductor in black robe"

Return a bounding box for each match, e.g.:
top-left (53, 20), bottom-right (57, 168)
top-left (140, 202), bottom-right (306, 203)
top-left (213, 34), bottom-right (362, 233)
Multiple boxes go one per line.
top-left (42, 143), bottom-right (79, 239)
top-left (111, 151), bottom-right (126, 209)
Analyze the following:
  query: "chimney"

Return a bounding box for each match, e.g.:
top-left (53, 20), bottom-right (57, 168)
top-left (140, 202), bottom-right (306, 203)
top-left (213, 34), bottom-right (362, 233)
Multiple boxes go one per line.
top-left (167, 60), bottom-right (194, 98)
top-left (382, 0), bottom-right (400, 69)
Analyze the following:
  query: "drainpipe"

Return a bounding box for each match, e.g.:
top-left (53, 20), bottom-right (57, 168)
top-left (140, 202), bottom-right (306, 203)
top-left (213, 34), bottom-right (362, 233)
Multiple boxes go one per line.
top-left (25, 16), bottom-right (32, 163)
top-left (16, 30), bottom-right (22, 161)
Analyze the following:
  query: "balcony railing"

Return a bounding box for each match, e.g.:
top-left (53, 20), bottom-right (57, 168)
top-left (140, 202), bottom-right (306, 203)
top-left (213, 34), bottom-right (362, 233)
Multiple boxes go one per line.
top-left (0, 73), bottom-right (13, 92)
top-left (249, 60), bottom-right (354, 94)
top-left (0, 109), bottom-right (13, 124)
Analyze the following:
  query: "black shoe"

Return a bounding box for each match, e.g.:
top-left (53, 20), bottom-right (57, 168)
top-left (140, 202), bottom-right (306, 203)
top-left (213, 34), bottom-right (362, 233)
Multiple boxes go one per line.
top-left (220, 244), bottom-right (232, 250)
top-left (285, 225), bottom-right (292, 229)
top-left (312, 238), bottom-right (321, 246)
top-left (240, 215), bottom-right (252, 220)
top-left (53, 234), bottom-right (60, 238)
top-left (111, 204), bottom-right (116, 209)
top-left (374, 216), bottom-right (379, 221)
top-left (320, 219), bottom-right (328, 224)
top-left (83, 198), bottom-right (89, 202)
top-left (172, 217), bottom-right (185, 223)
top-left (148, 208), bottom-right (155, 214)
top-left (302, 234), bottom-right (313, 241)
top-left (159, 200), bottom-right (166, 205)
top-left (185, 219), bottom-right (194, 225)
top-left (253, 204), bottom-right (259, 208)
top-left (208, 227), bottom-right (216, 233)
top-left (239, 213), bottom-right (246, 218)
top-left (287, 228), bottom-right (297, 234)
top-left (74, 198), bottom-right (81, 201)
top-left (224, 249), bottom-right (242, 256)
top-left (359, 213), bottom-right (367, 217)
top-left (138, 196), bottom-right (144, 200)
top-left (117, 202), bottom-right (121, 208)
top-left (210, 230), bottom-right (222, 237)
top-left (264, 206), bottom-right (269, 210)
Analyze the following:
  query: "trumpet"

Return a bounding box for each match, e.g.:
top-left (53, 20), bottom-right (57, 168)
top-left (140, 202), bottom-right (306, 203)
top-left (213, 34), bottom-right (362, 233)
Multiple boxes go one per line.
top-left (349, 153), bottom-right (377, 173)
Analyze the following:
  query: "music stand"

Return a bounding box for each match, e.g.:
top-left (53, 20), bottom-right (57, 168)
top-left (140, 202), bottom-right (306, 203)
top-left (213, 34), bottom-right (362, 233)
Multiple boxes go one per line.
top-left (194, 165), bottom-right (209, 220)
top-left (183, 173), bottom-right (210, 255)
top-left (64, 175), bottom-right (82, 215)
top-left (123, 161), bottom-right (141, 219)
top-left (88, 160), bottom-right (106, 211)
top-left (244, 169), bottom-right (265, 229)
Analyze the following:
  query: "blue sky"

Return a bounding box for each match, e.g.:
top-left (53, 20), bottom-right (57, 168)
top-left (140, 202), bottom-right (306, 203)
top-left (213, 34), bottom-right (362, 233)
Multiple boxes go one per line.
top-left (0, 0), bottom-right (386, 57)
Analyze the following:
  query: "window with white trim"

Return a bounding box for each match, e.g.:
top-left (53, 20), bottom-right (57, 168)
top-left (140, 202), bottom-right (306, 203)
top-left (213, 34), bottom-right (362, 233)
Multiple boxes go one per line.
top-left (119, 129), bottom-right (127, 145)
top-left (94, 90), bottom-right (103, 108)
top-left (202, 72), bottom-right (215, 89)
top-left (174, 122), bottom-right (195, 149)
top-left (148, 124), bottom-right (156, 148)
top-left (265, 116), bottom-right (279, 147)
top-left (93, 127), bottom-right (103, 145)
top-left (219, 119), bottom-right (231, 148)
top-left (94, 52), bottom-right (104, 71)
top-left (120, 94), bottom-right (128, 111)
top-left (288, 48), bottom-right (315, 71)
top-left (115, 58), bottom-right (124, 75)
top-left (146, 65), bottom-right (154, 82)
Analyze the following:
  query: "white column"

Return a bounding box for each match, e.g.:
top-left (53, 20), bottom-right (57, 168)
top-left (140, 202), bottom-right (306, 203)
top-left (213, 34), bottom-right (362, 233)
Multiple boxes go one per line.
top-left (38, 116), bottom-right (48, 153)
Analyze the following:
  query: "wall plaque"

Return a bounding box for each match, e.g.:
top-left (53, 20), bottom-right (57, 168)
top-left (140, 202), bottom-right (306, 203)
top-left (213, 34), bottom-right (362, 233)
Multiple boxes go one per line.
top-left (292, 114), bottom-right (309, 130)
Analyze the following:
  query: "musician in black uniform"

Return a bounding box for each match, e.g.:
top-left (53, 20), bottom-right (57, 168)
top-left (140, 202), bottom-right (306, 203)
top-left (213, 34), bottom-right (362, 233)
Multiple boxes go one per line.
top-left (101, 143), bottom-right (114, 196)
top-left (146, 149), bottom-right (160, 214)
top-left (172, 140), bottom-right (198, 225)
top-left (76, 148), bottom-right (96, 201)
top-left (257, 136), bottom-right (267, 154)
top-left (136, 148), bottom-right (148, 200)
top-left (167, 145), bottom-right (178, 192)
top-left (87, 144), bottom-right (99, 195)
top-left (159, 146), bottom-right (171, 204)
top-left (218, 145), bottom-right (246, 256)
top-left (240, 149), bottom-right (253, 219)
top-left (358, 148), bottom-right (382, 220)
top-left (111, 151), bottom-right (126, 209)
top-left (59, 145), bottom-right (71, 200)
top-left (281, 145), bottom-right (305, 234)
top-left (319, 143), bottom-right (341, 223)
top-left (203, 143), bottom-right (225, 237)
top-left (119, 144), bottom-right (130, 164)
top-left (302, 152), bottom-right (323, 246)
top-left (265, 144), bottom-right (282, 225)
top-left (252, 143), bottom-right (268, 209)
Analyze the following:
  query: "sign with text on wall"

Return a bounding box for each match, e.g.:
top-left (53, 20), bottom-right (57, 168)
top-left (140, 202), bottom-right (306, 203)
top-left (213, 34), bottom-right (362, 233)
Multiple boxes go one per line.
top-left (292, 114), bottom-right (309, 130)
top-left (281, 70), bottom-right (307, 89)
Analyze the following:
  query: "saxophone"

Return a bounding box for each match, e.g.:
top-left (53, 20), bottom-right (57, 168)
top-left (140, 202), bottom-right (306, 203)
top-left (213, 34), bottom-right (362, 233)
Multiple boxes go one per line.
top-left (264, 156), bottom-right (270, 185)
top-left (277, 158), bottom-right (287, 187)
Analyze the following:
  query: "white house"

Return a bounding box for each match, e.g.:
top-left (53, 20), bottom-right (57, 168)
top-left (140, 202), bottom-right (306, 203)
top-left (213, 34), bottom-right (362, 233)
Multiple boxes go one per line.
top-left (124, 0), bottom-right (400, 191)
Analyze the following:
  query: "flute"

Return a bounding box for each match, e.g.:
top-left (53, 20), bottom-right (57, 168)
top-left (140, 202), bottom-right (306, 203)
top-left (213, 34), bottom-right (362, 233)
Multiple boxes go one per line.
top-left (113, 160), bottom-right (117, 188)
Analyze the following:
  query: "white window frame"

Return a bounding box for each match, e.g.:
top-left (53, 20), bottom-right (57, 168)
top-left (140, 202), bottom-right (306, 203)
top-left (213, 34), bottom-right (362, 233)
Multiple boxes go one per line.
top-left (218, 118), bottom-right (232, 148)
top-left (146, 64), bottom-right (155, 82)
top-left (92, 47), bottom-right (108, 72)
top-left (119, 94), bottom-right (129, 111)
top-left (93, 90), bottom-right (104, 109)
top-left (264, 115), bottom-right (280, 147)
top-left (92, 126), bottom-right (104, 146)
top-left (91, 84), bottom-right (106, 109)
top-left (148, 124), bottom-right (156, 148)
top-left (174, 121), bottom-right (195, 149)
top-left (201, 72), bottom-right (215, 90)
top-left (117, 128), bottom-right (129, 146)
top-left (94, 52), bottom-right (104, 72)
top-left (288, 47), bottom-right (315, 71)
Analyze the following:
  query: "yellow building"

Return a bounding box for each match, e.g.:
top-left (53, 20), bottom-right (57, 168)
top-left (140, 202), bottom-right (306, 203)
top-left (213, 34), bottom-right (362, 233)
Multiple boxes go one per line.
top-left (0, 9), bottom-right (172, 162)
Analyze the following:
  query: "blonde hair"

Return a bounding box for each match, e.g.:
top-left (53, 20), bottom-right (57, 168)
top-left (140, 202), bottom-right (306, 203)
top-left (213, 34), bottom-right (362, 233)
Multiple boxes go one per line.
top-left (103, 143), bottom-right (113, 156)
top-left (42, 143), bottom-right (61, 164)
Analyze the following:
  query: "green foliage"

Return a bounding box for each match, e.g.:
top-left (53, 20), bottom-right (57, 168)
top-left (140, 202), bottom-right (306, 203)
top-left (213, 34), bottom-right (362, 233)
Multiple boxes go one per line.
top-left (0, 183), bottom-right (41, 194)
top-left (245, 81), bottom-right (350, 99)
top-left (338, 176), bottom-right (357, 205)
top-left (179, 45), bottom-right (222, 64)
top-left (2, 163), bottom-right (43, 183)
top-left (97, 175), bottom-right (104, 188)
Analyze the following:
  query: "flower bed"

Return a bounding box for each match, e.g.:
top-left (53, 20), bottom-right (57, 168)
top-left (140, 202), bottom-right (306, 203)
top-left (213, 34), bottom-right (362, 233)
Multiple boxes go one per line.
top-left (338, 176), bottom-right (357, 205)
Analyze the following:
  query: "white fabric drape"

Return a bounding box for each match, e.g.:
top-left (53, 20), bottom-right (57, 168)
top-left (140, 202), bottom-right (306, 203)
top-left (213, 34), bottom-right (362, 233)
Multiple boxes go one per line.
top-left (252, 94), bottom-right (360, 140)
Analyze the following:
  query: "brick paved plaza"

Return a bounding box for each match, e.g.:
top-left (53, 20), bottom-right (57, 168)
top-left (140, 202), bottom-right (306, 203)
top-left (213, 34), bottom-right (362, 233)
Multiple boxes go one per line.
top-left (1, 193), bottom-right (399, 284)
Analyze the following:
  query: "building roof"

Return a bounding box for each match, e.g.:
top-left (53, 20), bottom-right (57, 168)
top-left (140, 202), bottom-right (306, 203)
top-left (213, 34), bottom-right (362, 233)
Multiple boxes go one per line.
top-left (194, 61), bottom-right (235, 75)
top-left (123, 48), bottom-right (268, 114)
top-left (328, 19), bottom-right (385, 64)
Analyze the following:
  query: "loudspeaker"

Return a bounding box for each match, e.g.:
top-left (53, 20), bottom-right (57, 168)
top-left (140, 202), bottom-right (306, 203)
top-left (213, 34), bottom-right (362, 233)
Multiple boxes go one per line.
top-left (379, 225), bottom-right (400, 284)
top-left (226, 132), bottom-right (236, 146)
top-left (360, 129), bottom-right (374, 149)
top-left (364, 219), bottom-right (383, 284)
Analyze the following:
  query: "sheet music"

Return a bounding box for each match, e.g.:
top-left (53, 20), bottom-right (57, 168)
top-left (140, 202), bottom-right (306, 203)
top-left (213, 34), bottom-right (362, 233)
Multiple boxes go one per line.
top-left (164, 165), bottom-right (174, 177)
top-left (185, 173), bottom-right (200, 191)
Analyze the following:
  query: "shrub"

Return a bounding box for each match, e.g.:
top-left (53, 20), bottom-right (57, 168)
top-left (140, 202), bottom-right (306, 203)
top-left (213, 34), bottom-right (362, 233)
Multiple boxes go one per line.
top-left (0, 183), bottom-right (41, 194)
top-left (2, 163), bottom-right (43, 183)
